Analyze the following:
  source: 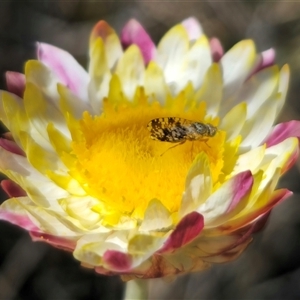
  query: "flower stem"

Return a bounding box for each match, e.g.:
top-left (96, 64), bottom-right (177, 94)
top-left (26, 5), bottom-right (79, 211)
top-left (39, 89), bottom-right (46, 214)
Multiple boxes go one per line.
top-left (124, 279), bottom-right (148, 300)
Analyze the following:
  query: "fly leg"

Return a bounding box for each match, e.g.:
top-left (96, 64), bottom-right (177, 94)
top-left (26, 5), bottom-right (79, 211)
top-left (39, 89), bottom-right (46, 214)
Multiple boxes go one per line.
top-left (160, 141), bottom-right (186, 156)
top-left (200, 138), bottom-right (211, 148)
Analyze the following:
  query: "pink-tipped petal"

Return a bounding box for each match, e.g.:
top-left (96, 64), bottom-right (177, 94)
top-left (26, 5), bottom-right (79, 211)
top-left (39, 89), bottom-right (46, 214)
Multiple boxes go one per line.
top-left (103, 250), bottom-right (132, 272)
top-left (37, 43), bottom-right (89, 100)
top-left (95, 266), bottom-right (118, 276)
top-left (1, 180), bottom-right (26, 197)
top-left (90, 20), bottom-right (115, 43)
top-left (198, 171), bottom-right (253, 223)
top-left (0, 138), bottom-right (25, 156)
top-left (159, 212), bottom-right (204, 253)
top-left (226, 170), bottom-right (253, 213)
top-left (89, 20), bottom-right (123, 70)
top-left (5, 72), bottom-right (26, 98)
top-left (204, 239), bottom-right (252, 263)
top-left (210, 38), bottom-right (224, 62)
top-left (30, 231), bottom-right (76, 252)
top-left (181, 17), bottom-right (203, 41)
top-left (203, 226), bottom-right (254, 263)
top-left (261, 48), bottom-right (276, 67)
top-left (265, 121), bottom-right (300, 147)
top-left (269, 189), bottom-right (292, 209)
top-left (0, 210), bottom-right (39, 231)
top-left (222, 189), bottom-right (292, 233)
top-left (2, 132), bottom-right (14, 141)
top-left (243, 189), bottom-right (292, 227)
top-left (255, 48), bottom-right (276, 74)
top-left (121, 19), bottom-right (156, 64)
top-left (251, 211), bottom-right (271, 234)
top-left (283, 146), bottom-right (299, 174)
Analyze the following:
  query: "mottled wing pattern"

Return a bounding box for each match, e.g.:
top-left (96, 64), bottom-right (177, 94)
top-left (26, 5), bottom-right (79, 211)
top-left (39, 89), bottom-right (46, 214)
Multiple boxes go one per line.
top-left (147, 117), bottom-right (192, 143)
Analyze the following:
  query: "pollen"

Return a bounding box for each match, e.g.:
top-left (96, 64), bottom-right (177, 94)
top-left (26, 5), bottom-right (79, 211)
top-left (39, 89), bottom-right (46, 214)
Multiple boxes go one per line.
top-left (70, 88), bottom-right (235, 225)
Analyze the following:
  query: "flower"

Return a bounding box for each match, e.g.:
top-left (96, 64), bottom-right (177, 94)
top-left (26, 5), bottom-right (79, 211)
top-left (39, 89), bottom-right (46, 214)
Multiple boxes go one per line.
top-left (0, 17), bottom-right (299, 280)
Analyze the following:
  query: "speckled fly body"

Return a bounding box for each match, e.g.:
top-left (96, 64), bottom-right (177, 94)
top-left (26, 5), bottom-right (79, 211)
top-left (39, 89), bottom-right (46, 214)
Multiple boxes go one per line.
top-left (147, 117), bottom-right (217, 144)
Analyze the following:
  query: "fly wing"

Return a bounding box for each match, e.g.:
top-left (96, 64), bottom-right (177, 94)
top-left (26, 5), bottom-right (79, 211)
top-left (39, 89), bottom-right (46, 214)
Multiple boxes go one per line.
top-left (147, 118), bottom-right (189, 143)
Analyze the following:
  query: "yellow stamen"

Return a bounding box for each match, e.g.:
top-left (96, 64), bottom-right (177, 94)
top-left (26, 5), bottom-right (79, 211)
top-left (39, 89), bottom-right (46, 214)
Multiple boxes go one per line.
top-left (70, 88), bottom-right (235, 225)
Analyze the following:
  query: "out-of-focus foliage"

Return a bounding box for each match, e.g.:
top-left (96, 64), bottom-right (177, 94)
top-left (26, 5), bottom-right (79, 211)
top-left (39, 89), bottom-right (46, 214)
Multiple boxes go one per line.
top-left (1, 1), bottom-right (300, 299)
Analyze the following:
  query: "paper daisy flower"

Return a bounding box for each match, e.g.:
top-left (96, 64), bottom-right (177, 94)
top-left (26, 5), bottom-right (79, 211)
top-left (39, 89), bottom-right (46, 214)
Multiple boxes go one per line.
top-left (0, 17), bottom-right (299, 283)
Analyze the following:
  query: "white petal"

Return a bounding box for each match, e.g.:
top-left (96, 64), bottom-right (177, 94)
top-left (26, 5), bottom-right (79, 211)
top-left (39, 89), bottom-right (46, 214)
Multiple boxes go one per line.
top-left (250, 138), bottom-right (298, 198)
top-left (0, 91), bottom-right (24, 146)
top-left (178, 35), bottom-right (212, 91)
top-left (128, 234), bottom-right (166, 269)
top-left (197, 171), bottom-right (252, 223)
top-left (230, 66), bottom-right (279, 118)
top-left (59, 196), bottom-right (101, 228)
top-left (144, 61), bottom-right (170, 105)
top-left (220, 40), bottom-right (258, 113)
top-left (156, 24), bottom-right (189, 94)
top-left (58, 84), bottom-right (93, 119)
top-left (239, 93), bottom-right (280, 150)
top-left (220, 102), bottom-right (247, 141)
top-left (88, 74), bottom-right (112, 114)
top-left (23, 82), bottom-right (70, 144)
top-left (276, 64), bottom-right (290, 116)
top-left (194, 63), bottom-right (223, 117)
top-left (139, 199), bottom-right (173, 232)
top-left (180, 152), bottom-right (212, 217)
top-left (116, 45), bottom-right (145, 99)
top-left (258, 137), bottom-right (298, 174)
top-left (74, 231), bottom-right (127, 266)
top-left (88, 37), bottom-right (112, 113)
top-left (0, 146), bottom-right (68, 210)
top-left (233, 144), bottom-right (266, 175)
top-left (4, 197), bottom-right (83, 236)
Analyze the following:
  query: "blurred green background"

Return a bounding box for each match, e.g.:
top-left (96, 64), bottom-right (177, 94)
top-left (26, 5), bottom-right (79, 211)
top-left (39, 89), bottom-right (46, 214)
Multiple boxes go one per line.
top-left (1, 1), bottom-right (300, 299)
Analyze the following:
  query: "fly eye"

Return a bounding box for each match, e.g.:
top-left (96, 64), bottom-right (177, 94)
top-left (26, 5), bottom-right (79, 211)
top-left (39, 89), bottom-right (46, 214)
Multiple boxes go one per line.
top-left (207, 124), bottom-right (217, 136)
top-left (194, 123), bottom-right (206, 133)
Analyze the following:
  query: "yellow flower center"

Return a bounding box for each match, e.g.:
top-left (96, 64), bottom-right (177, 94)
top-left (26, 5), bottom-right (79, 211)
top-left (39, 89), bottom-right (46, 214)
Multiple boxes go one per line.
top-left (71, 87), bottom-right (234, 224)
